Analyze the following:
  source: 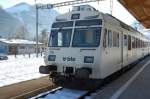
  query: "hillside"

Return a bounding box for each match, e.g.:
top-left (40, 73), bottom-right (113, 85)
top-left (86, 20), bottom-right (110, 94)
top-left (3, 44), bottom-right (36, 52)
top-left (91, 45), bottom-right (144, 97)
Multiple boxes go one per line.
top-left (0, 8), bottom-right (24, 38)
top-left (6, 3), bottom-right (59, 39)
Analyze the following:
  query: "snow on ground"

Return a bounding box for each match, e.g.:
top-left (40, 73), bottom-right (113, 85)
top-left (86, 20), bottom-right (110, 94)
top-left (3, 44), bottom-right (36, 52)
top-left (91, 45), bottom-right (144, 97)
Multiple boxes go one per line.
top-left (0, 54), bottom-right (46, 87)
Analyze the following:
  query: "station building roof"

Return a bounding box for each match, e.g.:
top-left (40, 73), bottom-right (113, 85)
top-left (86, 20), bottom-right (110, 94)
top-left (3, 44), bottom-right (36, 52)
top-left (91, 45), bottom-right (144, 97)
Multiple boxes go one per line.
top-left (118, 0), bottom-right (150, 28)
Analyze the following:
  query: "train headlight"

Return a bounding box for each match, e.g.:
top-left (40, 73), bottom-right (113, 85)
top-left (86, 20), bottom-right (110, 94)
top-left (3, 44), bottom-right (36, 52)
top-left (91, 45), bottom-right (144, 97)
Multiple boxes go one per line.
top-left (84, 56), bottom-right (94, 63)
top-left (48, 55), bottom-right (56, 61)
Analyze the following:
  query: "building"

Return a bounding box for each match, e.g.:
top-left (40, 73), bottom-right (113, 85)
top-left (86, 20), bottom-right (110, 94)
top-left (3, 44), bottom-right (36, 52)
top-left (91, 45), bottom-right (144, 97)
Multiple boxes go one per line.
top-left (0, 39), bottom-right (44, 55)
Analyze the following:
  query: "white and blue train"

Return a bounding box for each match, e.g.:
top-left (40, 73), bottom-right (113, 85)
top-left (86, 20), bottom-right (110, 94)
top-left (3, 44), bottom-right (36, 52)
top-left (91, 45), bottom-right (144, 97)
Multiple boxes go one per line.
top-left (40, 5), bottom-right (150, 90)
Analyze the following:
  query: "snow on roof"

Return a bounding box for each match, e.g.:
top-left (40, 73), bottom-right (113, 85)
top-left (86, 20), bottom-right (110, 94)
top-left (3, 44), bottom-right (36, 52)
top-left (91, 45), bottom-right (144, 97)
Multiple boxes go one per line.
top-left (0, 38), bottom-right (43, 45)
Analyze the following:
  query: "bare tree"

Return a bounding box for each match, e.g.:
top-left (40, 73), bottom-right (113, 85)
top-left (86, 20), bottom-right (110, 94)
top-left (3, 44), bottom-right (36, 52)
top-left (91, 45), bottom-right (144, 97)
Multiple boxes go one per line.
top-left (14, 25), bottom-right (28, 39)
top-left (39, 29), bottom-right (48, 44)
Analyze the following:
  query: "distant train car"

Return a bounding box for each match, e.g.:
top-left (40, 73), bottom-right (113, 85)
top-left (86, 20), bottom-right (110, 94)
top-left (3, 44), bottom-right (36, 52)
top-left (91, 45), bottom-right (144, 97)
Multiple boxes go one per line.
top-left (39, 5), bottom-right (150, 90)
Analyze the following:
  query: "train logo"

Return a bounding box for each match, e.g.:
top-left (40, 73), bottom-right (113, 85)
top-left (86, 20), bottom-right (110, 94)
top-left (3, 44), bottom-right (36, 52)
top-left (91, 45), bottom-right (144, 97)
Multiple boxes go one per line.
top-left (63, 57), bottom-right (76, 62)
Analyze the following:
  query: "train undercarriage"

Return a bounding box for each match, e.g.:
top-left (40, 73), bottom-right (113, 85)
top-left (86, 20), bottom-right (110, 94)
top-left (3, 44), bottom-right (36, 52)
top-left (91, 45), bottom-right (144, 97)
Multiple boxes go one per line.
top-left (39, 65), bottom-right (103, 90)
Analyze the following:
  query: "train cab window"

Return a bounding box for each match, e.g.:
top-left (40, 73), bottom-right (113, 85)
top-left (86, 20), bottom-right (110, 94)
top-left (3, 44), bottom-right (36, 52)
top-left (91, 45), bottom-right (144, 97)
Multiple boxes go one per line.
top-left (128, 35), bottom-right (131, 50)
top-left (108, 30), bottom-right (112, 47)
top-left (72, 27), bottom-right (101, 47)
top-left (103, 29), bottom-right (107, 48)
top-left (124, 35), bottom-right (127, 46)
top-left (49, 29), bottom-right (72, 47)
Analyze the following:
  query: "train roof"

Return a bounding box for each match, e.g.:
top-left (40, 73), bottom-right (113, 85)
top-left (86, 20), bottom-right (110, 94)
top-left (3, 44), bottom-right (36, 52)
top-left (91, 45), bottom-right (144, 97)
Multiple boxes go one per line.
top-left (54, 5), bottom-right (149, 41)
top-left (103, 13), bottom-right (149, 41)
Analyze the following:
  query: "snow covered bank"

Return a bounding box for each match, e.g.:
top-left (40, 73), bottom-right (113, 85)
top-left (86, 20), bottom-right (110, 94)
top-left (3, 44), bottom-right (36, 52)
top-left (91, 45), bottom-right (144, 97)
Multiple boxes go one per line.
top-left (0, 54), bottom-right (46, 87)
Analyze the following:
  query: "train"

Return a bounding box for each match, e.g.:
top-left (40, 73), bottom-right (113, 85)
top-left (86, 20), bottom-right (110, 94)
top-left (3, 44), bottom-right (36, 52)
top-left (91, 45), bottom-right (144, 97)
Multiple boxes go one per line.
top-left (39, 5), bottom-right (150, 90)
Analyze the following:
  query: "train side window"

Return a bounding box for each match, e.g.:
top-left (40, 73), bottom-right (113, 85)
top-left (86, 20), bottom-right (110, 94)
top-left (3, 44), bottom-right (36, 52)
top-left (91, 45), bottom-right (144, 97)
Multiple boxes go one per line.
top-left (132, 37), bottom-right (135, 49)
top-left (140, 40), bottom-right (142, 48)
top-left (124, 35), bottom-right (127, 46)
top-left (117, 33), bottom-right (119, 47)
top-left (142, 41), bottom-right (144, 48)
top-left (113, 31), bottom-right (116, 47)
top-left (140, 40), bottom-right (141, 48)
top-left (103, 29), bottom-right (107, 48)
top-left (136, 38), bottom-right (138, 48)
top-left (138, 39), bottom-right (139, 48)
top-left (141, 40), bottom-right (143, 48)
top-left (138, 39), bottom-right (140, 48)
top-left (108, 30), bottom-right (112, 47)
top-left (144, 42), bottom-right (146, 48)
top-left (113, 31), bottom-right (119, 47)
top-left (128, 35), bottom-right (131, 50)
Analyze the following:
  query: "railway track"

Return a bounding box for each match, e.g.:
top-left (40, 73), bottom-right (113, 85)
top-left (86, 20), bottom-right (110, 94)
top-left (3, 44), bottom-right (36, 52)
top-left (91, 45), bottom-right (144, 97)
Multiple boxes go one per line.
top-left (11, 85), bottom-right (58, 99)
top-left (30, 87), bottom-right (98, 99)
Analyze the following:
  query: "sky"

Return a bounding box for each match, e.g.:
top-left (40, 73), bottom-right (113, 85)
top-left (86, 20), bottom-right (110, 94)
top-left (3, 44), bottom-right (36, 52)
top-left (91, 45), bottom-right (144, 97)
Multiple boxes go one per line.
top-left (0, 0), bottom-right (137, 25)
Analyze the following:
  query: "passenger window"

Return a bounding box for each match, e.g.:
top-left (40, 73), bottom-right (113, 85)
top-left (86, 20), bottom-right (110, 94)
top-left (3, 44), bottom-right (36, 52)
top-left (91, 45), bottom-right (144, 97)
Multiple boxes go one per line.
top-left (103, 29), bottom-right (107, 48)
top-left (124, 35), bottom-right (127, 46)
top-left (138, 39), bottom-right (140, 48)
top-left (141, 40), bottom-right (143, 48)
top-left (128, 35), bottom-right (131, 50)
top-left (132, 37), bottom-right (136, 49)
top-left (117, 33), bottom-right (119, 47)
top-left (140, 40), bottom-right (142, 48)
top-left (113, 31), bottom-right (117, 47)
top-left (108, 30), bottom-right (112, 47)
top-left (136, 38), bottom-right (138, 48)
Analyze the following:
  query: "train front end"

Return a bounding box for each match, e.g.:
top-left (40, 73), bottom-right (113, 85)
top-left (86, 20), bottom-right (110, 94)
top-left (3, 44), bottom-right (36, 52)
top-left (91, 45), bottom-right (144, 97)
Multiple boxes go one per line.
top-left (39, 5), bottom-right (103, 90)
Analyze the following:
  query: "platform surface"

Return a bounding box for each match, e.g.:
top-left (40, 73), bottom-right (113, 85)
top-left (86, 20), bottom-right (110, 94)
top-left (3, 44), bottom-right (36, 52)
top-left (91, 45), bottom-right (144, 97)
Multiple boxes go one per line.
top-left (116, 59), bottom-right (150, 99)
top-left (93, 56), bottom-right (150, 99)
top-left (0, 76), bottom-right (54, 99)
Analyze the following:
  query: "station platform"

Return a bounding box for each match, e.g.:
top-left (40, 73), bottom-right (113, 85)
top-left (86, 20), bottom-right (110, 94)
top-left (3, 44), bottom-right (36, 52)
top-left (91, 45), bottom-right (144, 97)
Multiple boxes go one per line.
top-left (94, 56), bottom-right (150, 99)
top-left (113, 58), bottom-right (150, 99)
top-left (0, 76), bottom-right (54, 99)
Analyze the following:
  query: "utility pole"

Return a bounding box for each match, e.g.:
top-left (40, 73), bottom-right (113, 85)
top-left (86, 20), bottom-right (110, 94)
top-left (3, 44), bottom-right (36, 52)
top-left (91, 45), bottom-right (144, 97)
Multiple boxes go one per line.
top-left (35, 0), bottom-right (39, 57)
top-left (110, 0), bottom-right (113, 15)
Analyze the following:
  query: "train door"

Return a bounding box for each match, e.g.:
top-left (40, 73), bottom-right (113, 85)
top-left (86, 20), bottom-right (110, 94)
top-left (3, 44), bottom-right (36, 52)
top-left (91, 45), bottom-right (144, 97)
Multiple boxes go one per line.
top-left (121, 32), bottom-right (123, 67)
